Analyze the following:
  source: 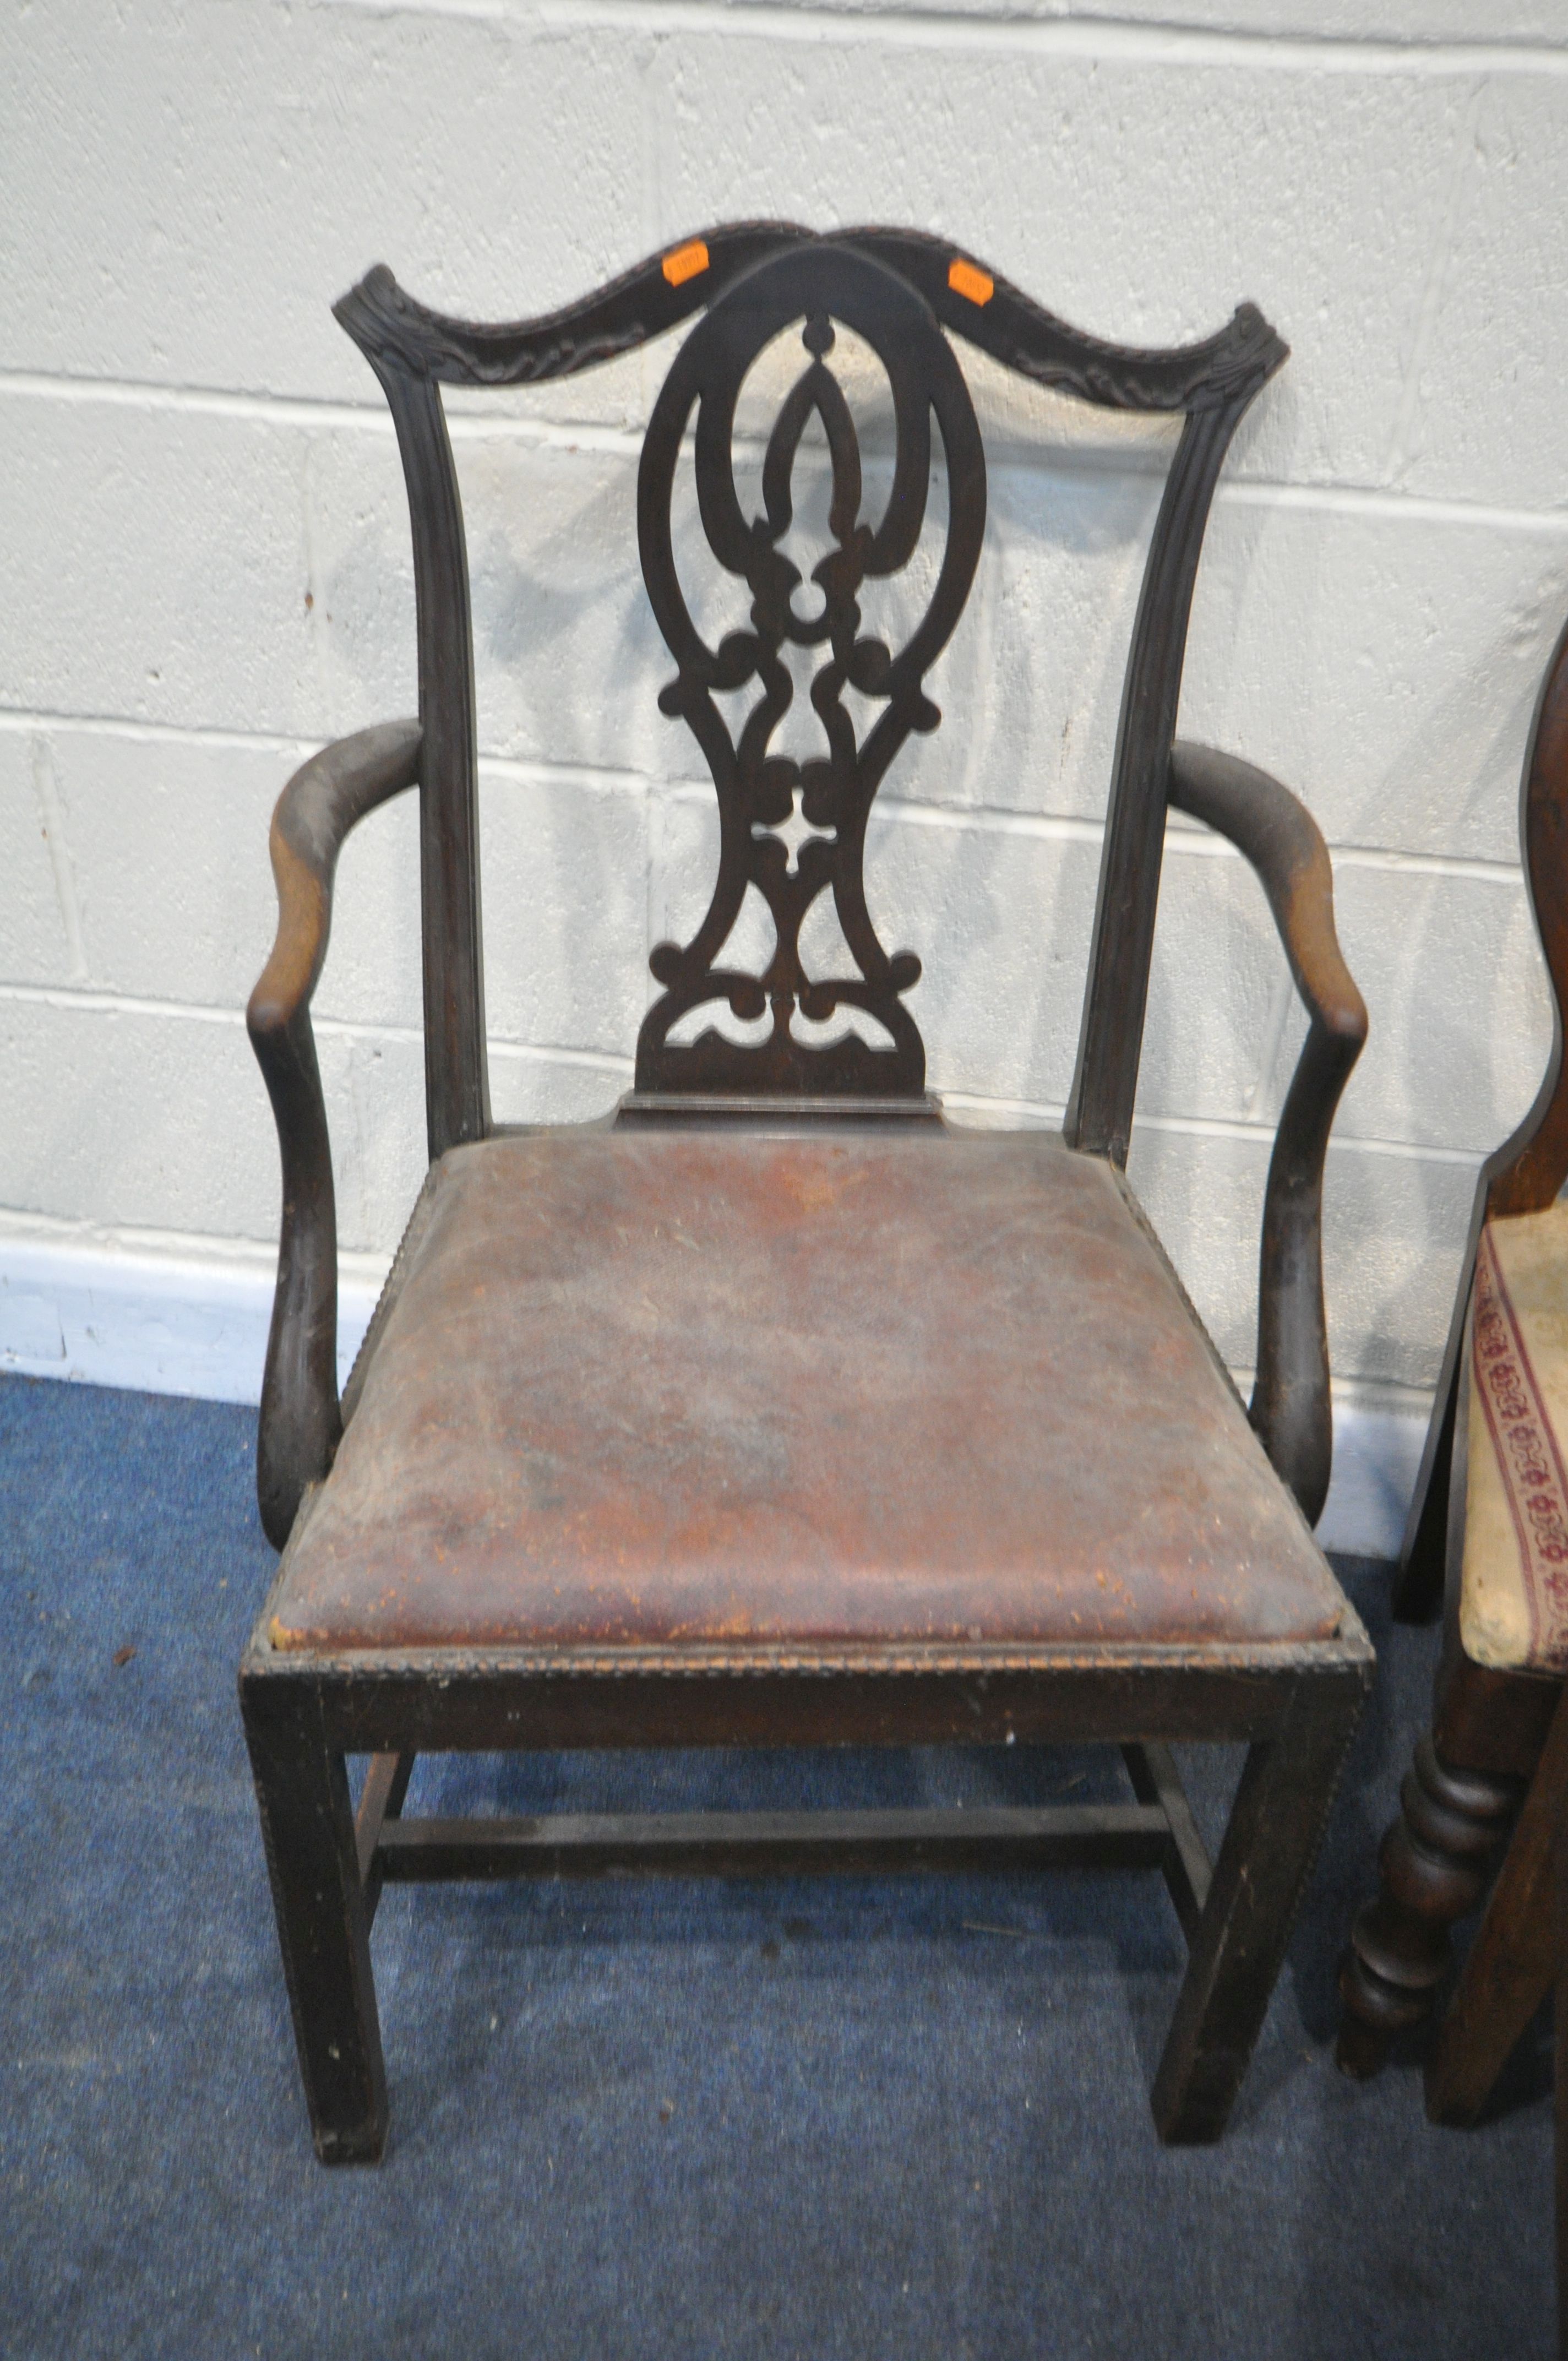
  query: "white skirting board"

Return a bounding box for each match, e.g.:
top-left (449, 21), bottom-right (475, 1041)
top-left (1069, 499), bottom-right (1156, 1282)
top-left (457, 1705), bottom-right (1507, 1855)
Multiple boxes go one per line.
top-left (1312, 1400), bottom-right (1429, 1565)
top-left (0, 1234), bottom-right (386, 1407)
top-left (0, 1233), bottom-right (1429, 1565)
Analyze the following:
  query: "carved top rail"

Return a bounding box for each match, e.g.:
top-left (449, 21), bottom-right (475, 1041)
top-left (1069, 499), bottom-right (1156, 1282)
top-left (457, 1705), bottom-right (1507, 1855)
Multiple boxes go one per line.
top-left (336, 223), bottom-right (1283, 414)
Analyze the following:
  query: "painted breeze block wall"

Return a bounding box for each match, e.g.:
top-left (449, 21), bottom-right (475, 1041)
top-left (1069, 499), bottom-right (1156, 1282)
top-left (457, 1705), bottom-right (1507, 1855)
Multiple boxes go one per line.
top-left (3, 0), bottom-right (1567, 1551)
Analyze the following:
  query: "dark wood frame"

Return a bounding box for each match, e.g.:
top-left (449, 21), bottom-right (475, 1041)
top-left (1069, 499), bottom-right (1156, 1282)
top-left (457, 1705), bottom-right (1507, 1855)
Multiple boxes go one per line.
top-left (242, 226), bottom-right (1373, 2163)
top-left (1337, 618), bottom-right (1568, 2077)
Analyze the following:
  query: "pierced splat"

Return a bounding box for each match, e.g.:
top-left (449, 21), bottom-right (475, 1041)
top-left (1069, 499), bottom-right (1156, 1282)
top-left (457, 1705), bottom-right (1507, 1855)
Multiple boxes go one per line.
top-left (635, 244), bottom-right (987, 1100)
top-left (756, 785), bottom-right (837, 878)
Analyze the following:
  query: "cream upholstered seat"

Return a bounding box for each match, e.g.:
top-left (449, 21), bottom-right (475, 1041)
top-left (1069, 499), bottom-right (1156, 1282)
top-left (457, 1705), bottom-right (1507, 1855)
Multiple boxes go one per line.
top-left (1461, 1203), bottom-right (1568, 1674)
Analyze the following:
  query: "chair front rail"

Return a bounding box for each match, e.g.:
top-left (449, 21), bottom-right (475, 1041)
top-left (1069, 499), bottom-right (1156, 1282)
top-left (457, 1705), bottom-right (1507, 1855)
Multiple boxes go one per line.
top-left (248, 720), bottom-right (423, 1546)
top-left (1168, 741), bottom-right (1369, 1526)
top-left (242, 1568), bottom-right (1373, 1759)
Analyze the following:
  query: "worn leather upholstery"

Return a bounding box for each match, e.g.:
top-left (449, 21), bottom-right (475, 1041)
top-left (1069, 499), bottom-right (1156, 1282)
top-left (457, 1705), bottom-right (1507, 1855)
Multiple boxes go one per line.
top-left (1461, 1204), bottom-right (1568, 1674)
top-left (268, 1128), bottom-right (1345, 1656)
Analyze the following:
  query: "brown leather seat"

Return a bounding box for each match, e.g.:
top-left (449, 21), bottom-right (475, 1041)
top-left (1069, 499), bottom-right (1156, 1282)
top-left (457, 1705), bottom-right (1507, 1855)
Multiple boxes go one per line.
top-left (270, 1127), bottom-right (1343, 1659)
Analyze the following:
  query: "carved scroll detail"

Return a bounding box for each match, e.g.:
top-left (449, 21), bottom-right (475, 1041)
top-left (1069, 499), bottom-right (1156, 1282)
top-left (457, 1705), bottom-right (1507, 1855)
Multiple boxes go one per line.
top-left (634, 244), bottom-right (986, 1099)
top-left (334, 230), bottom-right (1286, 412)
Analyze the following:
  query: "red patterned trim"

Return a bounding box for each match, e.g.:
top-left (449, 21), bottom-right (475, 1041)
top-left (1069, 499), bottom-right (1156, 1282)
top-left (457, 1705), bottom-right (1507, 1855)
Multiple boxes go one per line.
top-left (1472, 1226), bottom-right (1568, 1666)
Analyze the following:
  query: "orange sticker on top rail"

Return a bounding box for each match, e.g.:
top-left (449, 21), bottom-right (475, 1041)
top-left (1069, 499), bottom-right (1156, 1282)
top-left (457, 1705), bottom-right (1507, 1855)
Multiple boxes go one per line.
top-left (948, 258), bottom-right (994, 307)
top-left (662, 240), bottom-right (710, 289)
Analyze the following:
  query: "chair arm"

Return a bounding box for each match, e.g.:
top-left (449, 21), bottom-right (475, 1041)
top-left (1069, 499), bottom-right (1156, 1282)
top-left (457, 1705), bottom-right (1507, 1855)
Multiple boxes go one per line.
top-left (1168, 741), bottom-right (1368, 1527)
top-left (247, 720), bottom-right (422, 1546)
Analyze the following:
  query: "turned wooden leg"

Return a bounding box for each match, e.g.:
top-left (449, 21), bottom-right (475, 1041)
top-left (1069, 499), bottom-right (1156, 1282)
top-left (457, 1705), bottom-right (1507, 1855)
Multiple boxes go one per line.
top-left (1427, 1683), bottom-right (1568, 2124)
top-left (1336, 1732), bottom-right (1522, 2078)
top-left (242, 1671), bottom-right (388, 2164)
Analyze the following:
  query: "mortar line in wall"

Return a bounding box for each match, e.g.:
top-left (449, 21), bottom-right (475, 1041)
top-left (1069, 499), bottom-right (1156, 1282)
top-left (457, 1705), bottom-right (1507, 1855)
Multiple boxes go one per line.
top-left (870, 798), bottom-right (1202, 853)
top-left (0, 709), bottom-right (654, 801)
top-left (0, 708), bottom-right (1533, 875)
top-left (313, 1022), bottom-right (634, 1078)
top-left (1135, 1112), bottom-right (1479, 1161)
top-left (901, 1089), bottom-right (1488, 1163)
top-left (808, 790), bottom-right (1116, 846)
top-left (4, 367), bottom-right (1568, 540)
top-left (551, 2), bottom-right (1568, 77)
top-left (485, 1038), bottom-right (635, 1075)
top-left (0, 373), bottom-right (1212, 488)
top-left (0, 980), bottom-right (635, 1073)
top-left (0, 708), bottom-right (325, 758)
top-left (1218, 480), bottom-right (1568, 535)
top-left (479, 752), bottom-right (655, 797)
top-left (0, 971), bottom-right (1494, 1163)
top-left (1227, 1363), bottom-right (1438, 1418)
top-left (872, 800), bottom-right (1525, 878)
top-left (617, 780), bottom-right (1530, 877)
top-left (323, 0), bottom-right (1568, 77)
top-left (1329, 844), bottom-right (1523, 883)
top-left (0, 372), bottom-right (395, 429)
top-left (0, 1204), bottom-right (392, 1274)
top-left (0, 982), bottom-right (249, 1027)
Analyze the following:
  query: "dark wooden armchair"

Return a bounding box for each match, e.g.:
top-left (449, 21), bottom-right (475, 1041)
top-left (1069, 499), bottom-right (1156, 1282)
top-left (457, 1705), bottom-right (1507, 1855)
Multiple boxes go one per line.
top-left (241, 226), bottom-right (1372, 2164)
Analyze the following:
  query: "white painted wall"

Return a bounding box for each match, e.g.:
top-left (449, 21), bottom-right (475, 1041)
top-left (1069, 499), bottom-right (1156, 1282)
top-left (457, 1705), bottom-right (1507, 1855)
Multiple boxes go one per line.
top-left (4, 0), bottom-right (1567, 1552)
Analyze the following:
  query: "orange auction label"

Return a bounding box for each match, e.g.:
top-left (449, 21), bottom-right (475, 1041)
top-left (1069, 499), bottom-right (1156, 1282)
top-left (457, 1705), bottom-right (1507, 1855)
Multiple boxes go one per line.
top-left (662, 240), bottom-right (710, 288)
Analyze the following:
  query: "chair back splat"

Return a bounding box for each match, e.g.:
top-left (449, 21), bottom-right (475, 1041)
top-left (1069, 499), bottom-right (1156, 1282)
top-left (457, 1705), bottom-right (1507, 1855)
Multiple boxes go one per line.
top-left (335, 225), bottom-right (1287, 1159)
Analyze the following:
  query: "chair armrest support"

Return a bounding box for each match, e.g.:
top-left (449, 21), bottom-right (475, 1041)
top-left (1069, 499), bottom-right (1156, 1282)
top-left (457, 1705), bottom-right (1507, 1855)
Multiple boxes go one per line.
top-left (1168, 741), bottom-right (1368, 1527)
top-left (247, 721), bottom-right (422, 1546)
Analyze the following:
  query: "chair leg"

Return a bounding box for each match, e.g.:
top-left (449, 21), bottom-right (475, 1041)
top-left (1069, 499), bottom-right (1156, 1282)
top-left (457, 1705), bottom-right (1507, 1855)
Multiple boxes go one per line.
top-left (242, 1674), bottom-right (388, 2164)
top-left (1152, 1674), bottom-right (1363, 2144)
top-left (1336, 1731), bottom-right (1521, 2079)
top-left (1425, 1683), bottom-right (1568, 2125)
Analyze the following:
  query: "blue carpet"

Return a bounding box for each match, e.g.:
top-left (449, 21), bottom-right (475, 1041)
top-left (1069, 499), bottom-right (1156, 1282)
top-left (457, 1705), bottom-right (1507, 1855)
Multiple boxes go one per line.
top-left (0, 1371), bottom-right (1553, 2359)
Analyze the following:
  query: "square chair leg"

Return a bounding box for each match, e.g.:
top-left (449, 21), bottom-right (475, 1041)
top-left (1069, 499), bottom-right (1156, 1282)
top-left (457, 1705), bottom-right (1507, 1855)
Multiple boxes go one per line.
top-left (1153, 1674), bottom-right (1362, 2142)
top-left (242, 1674), bottom-right (388, 2165)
